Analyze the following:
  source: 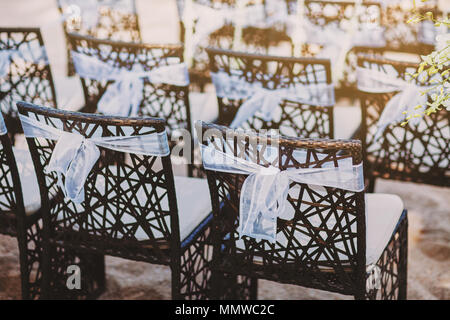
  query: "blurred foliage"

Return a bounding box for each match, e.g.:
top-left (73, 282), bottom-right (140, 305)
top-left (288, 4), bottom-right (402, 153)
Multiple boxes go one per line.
top-left (402, 0), bottom-right (449, 126)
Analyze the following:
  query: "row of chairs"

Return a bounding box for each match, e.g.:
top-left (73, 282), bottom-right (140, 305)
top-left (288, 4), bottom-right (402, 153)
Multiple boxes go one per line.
top-left (0, 29), bottom-right (448, 301)
top-left (1, 102), bottom-right (407, 300)
top-left (56, 0), bottom-right (446, 93)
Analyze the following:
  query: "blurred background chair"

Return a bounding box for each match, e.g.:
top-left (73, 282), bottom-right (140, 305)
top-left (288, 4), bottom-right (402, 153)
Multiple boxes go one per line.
top-left (56, 0), bottom-right (142, 76)
top-left (356, 54), bottom-right (449, 192)
top-left (17, 102), bottom-right (213, 299)
top-left (206, 47), bottom-right (335, 139)
top-left (198, 121), bottom-right (408, 300)
top-left (67, 32), bottom-right (200, 176)
top-left (0, 28), bottom-right (58, 142)
top-left (0, 112), bottom-right (43, 299)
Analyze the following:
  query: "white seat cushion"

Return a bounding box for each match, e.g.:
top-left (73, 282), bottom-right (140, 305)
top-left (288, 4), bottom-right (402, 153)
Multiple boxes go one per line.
top-left (0, 148), bottom-right (41, 216)
top-left (236, 192), bottom-right (404, 266)
top-left (189, 92), bottom-right (218, 127)
top-left (54, 75), bottom-right (85, 112)
top-left (365, 193), bottom-right (404, 265)
top-left (65, 173), bottom-right (212, 242)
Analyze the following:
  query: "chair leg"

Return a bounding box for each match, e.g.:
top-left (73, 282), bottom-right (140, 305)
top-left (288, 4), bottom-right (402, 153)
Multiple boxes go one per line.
top-left (365, 211), bottom-right (408, 300)
top-left (176, 223), bottom-right (212, 300)
top-left (212, 272), bottom-right (257, 300)
top-left (367, 176), bottom-right (376, 193)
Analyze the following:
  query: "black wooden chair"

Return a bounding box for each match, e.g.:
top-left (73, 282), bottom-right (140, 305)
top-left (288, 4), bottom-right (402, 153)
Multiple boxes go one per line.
top-left (285, 0), bottom-right (385, 97)
top-left (198, 120), bottom-right (408, 300)
top-left (357, 55), bottom-right (449, 192)
top-left (206, 47), bottom-right (334, 139)
top-left (0, 28), bottom-right (58, 141)
top-left (56, 0), bottom-right (142, 76)
top-left (67, 33), bottom-right (198, 176)
top-left (0, 112), bottom-right (44, 299)
top-left (17, 102), bottom-right (213, 299)
top-left (176, 0), bottom-right (293, 91)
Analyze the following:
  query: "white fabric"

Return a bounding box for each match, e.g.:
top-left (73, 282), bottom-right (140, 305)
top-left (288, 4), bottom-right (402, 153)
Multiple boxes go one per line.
top-left (0, 113), bottom-right (6, 135)
top-left (13, 148), bottom-right (41, 215)
top-left (235, 193), bottom-right (404, 266)
top-left (19, 114), bottom-right (170, 204)
top-left (55, 76), bottom-right (85, 112)
top-left (356, 66), bottom-right (432, 140)
top-left (211, 71), bottom-right (335, 128)
top-left (0, 147), bottom-right (41, 216)
top-left (72, 51), bottom-right (190, 117)
top-left (201, 141), bottom-right (364, 243)
top-left (68, 172), bottom-right (212, 242)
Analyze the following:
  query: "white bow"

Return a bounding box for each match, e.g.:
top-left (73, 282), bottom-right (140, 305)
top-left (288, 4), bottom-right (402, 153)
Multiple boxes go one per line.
top-left (72, 51), bottom-right (190, 117)
top-left (356, 66), bottom-right (432, 141)
top-left (201, 140), bottom-right (364, 243)
top-left (211, 71), bottom-right (335, 128)
top-left (20, 114), bottom-right (170, 203)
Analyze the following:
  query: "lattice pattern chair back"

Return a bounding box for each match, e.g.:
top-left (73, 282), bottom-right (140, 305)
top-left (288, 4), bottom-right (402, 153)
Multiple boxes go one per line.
top-left (357, 55), bottom-right (450, 189)
top-left (378, 0), bottom-right (444, 55)
top-left (198, 121), bottom-right (367, 295)
top-left (17, 102), bottom-right (180, 265)
top-left (67, 33), bottom-right (192, 138)
top-left (57, 0), bottom-right (142, 75)
top-left (0, 28), bottom-right (57, 138)
top-left (207, 47), bottom-right (334, 139)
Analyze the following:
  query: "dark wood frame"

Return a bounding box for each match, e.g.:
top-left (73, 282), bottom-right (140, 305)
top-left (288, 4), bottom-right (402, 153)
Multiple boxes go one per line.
top-left (198, 120), bottom-right (408, 299)
top-left (17, 101), bottom-right (212, 299)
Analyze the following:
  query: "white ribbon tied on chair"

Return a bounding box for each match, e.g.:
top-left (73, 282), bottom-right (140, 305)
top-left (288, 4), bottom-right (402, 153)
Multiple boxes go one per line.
top-left (19, 114), bottom-right (170, 203)
top-left (0, 113), bottom-right (7, 135)
top-left (0, 45), bottom-right (48, 78)
top-left (356, 66), bottom-right (432, 141)
top-left (72, 51), bottom-right (189, 117)
top-left (201, 142), bottom-right (364, 243)
top-left (211, 71), bottom-right (335, 128)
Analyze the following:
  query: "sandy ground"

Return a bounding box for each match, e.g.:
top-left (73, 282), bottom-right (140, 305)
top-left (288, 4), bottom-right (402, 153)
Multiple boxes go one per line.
top-left (0, 0), bottom-right (449, 300)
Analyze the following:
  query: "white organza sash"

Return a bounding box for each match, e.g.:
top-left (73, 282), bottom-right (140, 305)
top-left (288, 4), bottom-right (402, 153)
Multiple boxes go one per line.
top-left (19, 114), bottom-right (170, 203)
top-left (0, 113), bottom-right (6, 135)
top-left (0, 45), bottom-right (48, 78)
top-left (211, 71), bottom-right (335, 128)
top-left (72, 51), bottom-right (190, 117)
top-left (201, 142), bottom-right (364, 243)
top-left (356, 66), bottom-right (431, 140)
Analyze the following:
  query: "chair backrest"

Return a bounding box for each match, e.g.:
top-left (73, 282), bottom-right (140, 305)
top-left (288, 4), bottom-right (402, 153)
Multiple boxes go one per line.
top-left (198, 121), bottom-right (366, 291)
top-left (67, 33), bottom-right (192, 136)
top-left (0, 113), bottom-right (26, 236)
top-left (57, 0), bottom-right (141, 42)
top-left (17, 101), bottom-right (180, 263)
top-left (177, 0), bottom-right (293, 87)
top-left (206, 47), bottom-right (334, 138)
top-left (357, 55), bottom-right (450, 187)
top-left (0, 28), bottom-right (57, 138)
